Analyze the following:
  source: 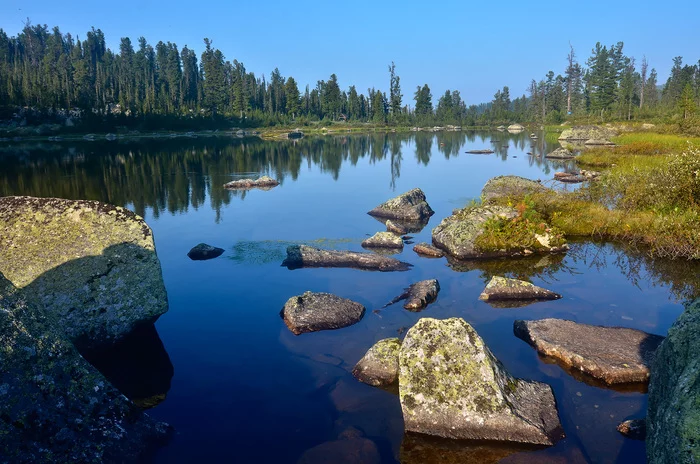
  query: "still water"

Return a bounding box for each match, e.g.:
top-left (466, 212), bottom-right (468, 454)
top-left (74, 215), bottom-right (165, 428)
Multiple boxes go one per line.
top-left (1, 131), bottom-right (698, 463)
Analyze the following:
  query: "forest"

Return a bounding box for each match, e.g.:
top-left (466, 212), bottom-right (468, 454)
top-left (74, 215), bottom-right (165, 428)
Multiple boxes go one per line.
top-left (0, 22), bottom-right (698, 130)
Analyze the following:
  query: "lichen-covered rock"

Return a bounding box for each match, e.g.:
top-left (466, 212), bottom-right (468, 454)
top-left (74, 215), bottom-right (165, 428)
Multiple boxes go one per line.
top-left (431, 205), bottom-right (567, 259)
top-left (280, 291), bottom-right (366, 335)
top-left (558, 125), bottom-right (617, 141)
top-left (617, 419), bottom-right (646, 440)
top-left (361, 232), bottom-right (404, 249)
top-left (479, 276), bottom-right (561, 302)
top-left (187, 243), bottom-right (225, 260)
top-left (399, 318), bottom-right (564, 445)
top-left (480, 176), bottom-right (548, 203)
top-left (352, 338), bottom-right (401, 387)
top-left (385, 279), bottom-right (440, 311)
top-left (514, 319), bottom-right (665, 385)
top-left (386, 220), bottom-right (408, 235)
top-left (282, 245), bottom-right (412, 272)
top-left (0, 196), bottom-right (168, 352)
top-left (223, 175), bottom-right (279, 190)
top-left (413, 242), bottom-right (445, 258)
top-left (368, 188), bottom-right (434, 222)
top-left (0, 281), bottom-right (171, 463)
top-left (647, 299), bottom-right (700, 463)
top-left (545, 148), bottom-right (575, 159)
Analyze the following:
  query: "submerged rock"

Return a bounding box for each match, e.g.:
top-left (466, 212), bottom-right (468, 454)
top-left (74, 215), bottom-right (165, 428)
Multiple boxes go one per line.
top-left (282, 245), bottom-right (412, 272)
top-left (617, 419), bottom-right (646, 440)
top-left (223, 175), bottom-right (279, 190)
top-left (368, 188), bottom-right (434, 222)
top-left (187, 243), bottom-right (225, 260)
top-left (0, 282), bottom-right (172, 463)
top-left (558, 125), bottom-right (617, 141)
top-left (413, 242), bottom-right (445, 258)
top-left (385, 279), bottom-right (440, 311)
top-left (361, 232), bottom-right (404, 249)
top-left (0, 196), bottom-right (168, 352)
top-left (479, 276), bottom-right (561, 302)
top-left (545, 147), bottom-right (575, 159)
top-left (480, 175), bottom-right (548, 203)
top-left (297, 434), bottom-right (381, 464)
top-left (399, 318), bottom-right (564, 445)
top-left (400, 433), bottom-right (541, 464)
top-left (352, 338), bottom-right (401, 387)
top-left (280, 291), bottom-right (366, 335)
top-left (514, 319), bottom-right (665, 385)
top-left (647, 299), bottom-right (700, 463)
top-left (386, 219), bottom-right (408, 235)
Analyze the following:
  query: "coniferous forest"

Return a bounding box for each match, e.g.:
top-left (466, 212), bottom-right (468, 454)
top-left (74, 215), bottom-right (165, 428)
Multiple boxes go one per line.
top-left (0, 22), bottom-right (699, 130)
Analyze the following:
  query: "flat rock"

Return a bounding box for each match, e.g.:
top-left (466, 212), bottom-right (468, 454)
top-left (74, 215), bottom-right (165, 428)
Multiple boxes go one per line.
top-left (466, 149), bottom-right (495, 154)
top-left (479, 276), bottom-right (561, 302)
top-left (558, 125), bottom-right (617, 141)
top-left (647, 299), bottom-right (700, 463)
top-left (481, 175), bottom-right (549, 203)
top-left (368, 188), bottom-right (434, 222)
top-left (385, 279), bottom-right (440, 311)
top-left (0, 281), bottom-right (171, 462)
top-left (386, 219), bottom-right (408, 235)
top-left (280, 291), bottom-right (366, 335)
top-left (514, 319), bottom-right (665, 385)
top-left (282, 245), bottom-right (412, 272)
top-left (223, 175), bottom-right (279, 190)
top-left (361, 231), bottom-right (404, 249)
top-left (187, 243), bottom-right (225, 260)
top-left (0, 196), bottom-right (168, 352)
top-left (545, 148), bottom-right (575, 159)
top-left (399, 317), bottom-right (564, 445)
top-left (352, 338), bottom-right (401, 387)
top-left (413, 242), bottom-right (445, 258)
top-left (583, 138), bottom-right (615, 146)
top-left (617, 419), bottom-right (646, 440)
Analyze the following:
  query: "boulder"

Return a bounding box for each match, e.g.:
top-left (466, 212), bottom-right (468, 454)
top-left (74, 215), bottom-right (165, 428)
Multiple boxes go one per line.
top-left (479, 276), bottom-right (561, 302)
top-left (507, 124), bottom-right (525, 132)
top-left (386, 219), bottom-right (407, 235)
top-left (282, 245), bottom-right (412, 272)
top-left (480, 176), bottom-right (548, 203)
top-left (187, 243), bottom-right (225, 260)
top-left (385, 279), bottom-right (440, 311)
top-left (368, 188), bottom-right (434, 222)
top-left (641, 123), bottom-right (656, 130)
top-left (617, 419), bottom-right (646, 440)
top-left (399, 318), bottom-right (564, 445)
top-left (545, 148), bottom-right (575, 159)
top-left (352, 338), bottom-right (401, 387)
top-left (361, 232), bottom-right (404, 249)
top-left (413, 242), bottom-right (445, 258)
top-left (431, 205), bottom-right (567, 259)
top-left (647, 299), bottom-right (700, 463)
top-left (514, 319), bottom-right (665, 385)
top-left (223, 175), bottom-right (279, 190)
top-left (280, 291), bottom-right (366, 335)
top-left (558, 125), bottom-right (617, 141)
top-left (0, 281), bottom-right (171, 462)
top-left (0, 196), bottom-right (168, 352)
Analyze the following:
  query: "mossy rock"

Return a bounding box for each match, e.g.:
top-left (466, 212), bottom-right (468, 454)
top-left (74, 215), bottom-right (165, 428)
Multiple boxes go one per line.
top-left (480, 176), bottom-right (548, 203)
top-left (352, 338), bottom-right (401, 387)
top-left (558, 125), bottom-right (617, 141)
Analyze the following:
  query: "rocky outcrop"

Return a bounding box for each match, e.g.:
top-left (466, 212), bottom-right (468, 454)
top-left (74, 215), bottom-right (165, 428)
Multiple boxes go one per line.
top-left (617, 419), bottom-right (646, 440)
top-left (223, 175), bottom-right (279, 190)
top-left (431, 205), bottom-right (567, 259)
top-left (558, 125), bottom-right (617, 141)
top-left (280, 291), bottom-right (366, 335)
top-left (368, 188), bottom-right (434, 222)
top-left (647, 299), bottom-right (700, 463)
top-left (282, 245), bottom-right (412, 272)
top-left (399, 318), bottom-right (564, 445)
top-left (480, 176), bottom-right (548, 203)
top-left (413, 242), bottom-right (445, 258)
top-left (386, 219), bottom-right (407, 235)
top-left (0, 196), bottom-right (168, 352)
top-left (479, 276), bottom-right (561, 302)
top-left (545, 147), bottom-right (575, 159)
top-left (514, 319), bottom-right (665, 385)
top-left (187, 243), bottom-right (225, 260)
top-left (385, 279), bottom-right (440, 311)
top-left (0, 280), bottom-right (171, 463)
top-left (361, 232), bottom-right (404, 249)
top-left (352, 338), bottom-right (401, 387)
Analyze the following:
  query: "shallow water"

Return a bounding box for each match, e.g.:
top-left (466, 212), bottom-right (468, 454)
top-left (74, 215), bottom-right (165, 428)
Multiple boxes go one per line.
top-left (1, 131), bottom-right (698, 463)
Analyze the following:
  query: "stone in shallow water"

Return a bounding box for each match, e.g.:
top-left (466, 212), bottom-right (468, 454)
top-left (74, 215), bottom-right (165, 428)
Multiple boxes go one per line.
top-left (361, 231), bottom-right (404, 249)
top-left (352, 338), bottom-right (401, 387)
top-left (480, 175), bottom-right (548, 203)
top-left (617, 419), bottom-right (646, 440)
top-left (399, 317), bottom-right (564, 445)
top-left (297, 431), bottom-right (381, 464)
top-left (282, 245), bottom-right (412, 272)
top-left (545, 148), bottom-right (575, 159)
top-left (479, 276), bottom-right (561, 302)
top-left (386, 279), bottom-right (440, 311)
top-left (412, 242), bottom-right (445, 258)
top-left (514, 318), bottom-right (665, 385)
top-left (368, 188), bottom-right (434, 222)
top-left (386, 219), bottom-right (408, 235)
top-left (222, 175), bottom-right (279, 190)
top-left (281, 291), bottom-right (366, 335)
top-left (187, 243), bottom-right (225, 260)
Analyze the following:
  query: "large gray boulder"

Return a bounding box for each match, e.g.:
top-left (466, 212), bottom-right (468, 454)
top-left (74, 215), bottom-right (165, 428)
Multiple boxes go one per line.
top-left (281, 291), bottom-right (366, 335)
top-left (368, 188), bottom-right (434, 222)
top-left (481, 176), bottom-right (548, 203)
top-left (647, 299), bottom-right (700, 463)
top-left (558, 125), bottom-right (617, 141)
top-left (514, 319), bottom-right (665, 385)
top-left (399, 318), bottom-right (564, 445)
top-left (0, 196), bottom-right (168, 352)
top-left (0, 277), bottom-right (171, 463)
top-left (352, 338), bottom-right (401, 387)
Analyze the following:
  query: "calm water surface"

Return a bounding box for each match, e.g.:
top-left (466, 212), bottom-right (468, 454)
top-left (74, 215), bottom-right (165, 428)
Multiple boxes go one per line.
top-left (2, 131), bottom-right (698, 463)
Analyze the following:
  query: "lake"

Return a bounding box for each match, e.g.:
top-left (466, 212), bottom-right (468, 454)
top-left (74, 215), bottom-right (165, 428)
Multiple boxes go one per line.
top-left (1, 130), bottom-right (697, 463)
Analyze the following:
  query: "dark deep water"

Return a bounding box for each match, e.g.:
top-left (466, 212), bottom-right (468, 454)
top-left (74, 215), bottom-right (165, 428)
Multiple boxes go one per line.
top-left (2, 130), bottom-right (699, 463)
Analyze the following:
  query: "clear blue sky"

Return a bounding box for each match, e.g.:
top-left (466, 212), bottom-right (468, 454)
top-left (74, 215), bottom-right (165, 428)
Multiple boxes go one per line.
top-left (1, 0), bottom-right (698, 105)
